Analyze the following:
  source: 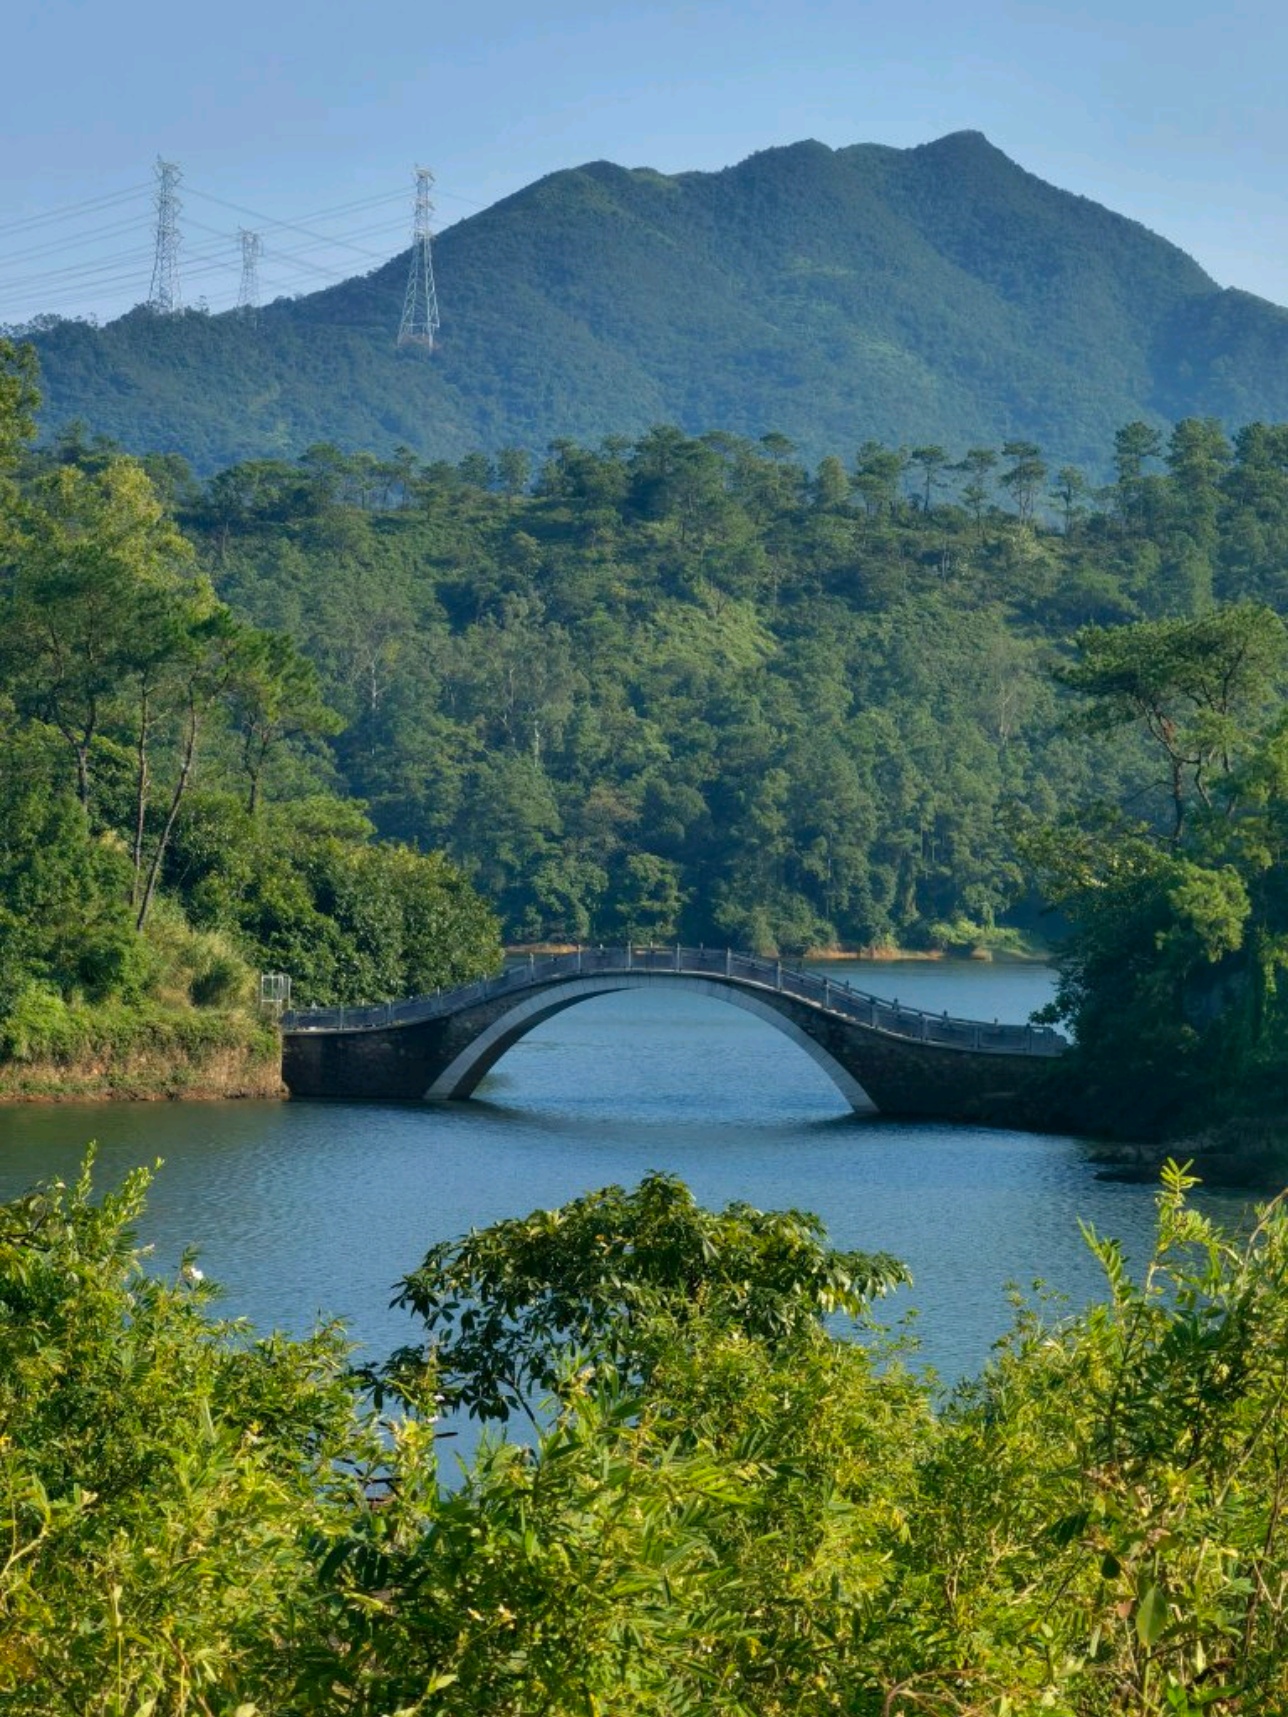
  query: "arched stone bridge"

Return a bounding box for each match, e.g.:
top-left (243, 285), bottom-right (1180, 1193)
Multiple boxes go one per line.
top-left (281, 947), bottom-right (1068, 1128)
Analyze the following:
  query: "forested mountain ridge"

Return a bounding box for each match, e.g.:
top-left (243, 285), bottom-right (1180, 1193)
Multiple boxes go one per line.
top-left (18, 130), bottom-right (1288, 473)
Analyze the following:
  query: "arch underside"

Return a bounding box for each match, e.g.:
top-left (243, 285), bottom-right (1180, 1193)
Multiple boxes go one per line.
top-left (424, 974), bottom-right (878, 1112)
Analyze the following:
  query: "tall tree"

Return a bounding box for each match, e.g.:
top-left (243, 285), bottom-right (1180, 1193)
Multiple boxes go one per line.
top-left (2, 459), bottom-right (194, 819)
top-left (909, 445), bottom-right (948, 514)
top-left (999, 441), bottom-right (1047, 524)
top-left (225, 628), bottom-right (342, 815)
top-left (953, 447), bottom-right (998, 528)
top-left (1059, 603), bottom-right (1288, 840)
top-left (0, 339), bottom-right (37, 475)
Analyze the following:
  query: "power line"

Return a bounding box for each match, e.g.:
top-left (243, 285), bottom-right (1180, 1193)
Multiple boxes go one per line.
top-left (0, 243), bottom-right (361, 317)
top-left (433, 186), bottom-right (486, 208)
top-left (2, 215), bottom-right (394, 316)
top-left (186, 185), bottom-right (399, 264)
top-left (0, 184), bottom-right (150, 240)
top-left (183, 209), bottom-right (407, 262)
top-left (2, 248), bottom-right (156, 293)
top-left (290, 187), bottom-right (410, 221)
top-left (1, 211), bottom-right (154, 269)
top-left (0, 168), bottom-right (472, 324)
top-left (5, 210), bottom-right (407, 288)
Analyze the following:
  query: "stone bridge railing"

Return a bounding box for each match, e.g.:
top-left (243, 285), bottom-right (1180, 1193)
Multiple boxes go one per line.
top-left (281, 946), bottom-right (1066, 1059)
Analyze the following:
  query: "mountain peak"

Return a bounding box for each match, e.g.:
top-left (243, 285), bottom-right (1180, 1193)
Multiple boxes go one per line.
top-left (907, 129), bottom-right (1023, 175)
top-left (919, 128), bottom-right (996, 151)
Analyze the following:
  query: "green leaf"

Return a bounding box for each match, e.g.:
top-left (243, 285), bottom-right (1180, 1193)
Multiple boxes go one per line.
top-left (1049, 1508), bottom-right (1090, 1546)
top-left (1136, 1583), bottom-right (1168, 1650)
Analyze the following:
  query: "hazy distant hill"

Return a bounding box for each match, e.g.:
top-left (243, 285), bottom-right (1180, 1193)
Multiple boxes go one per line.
top-left (18, 131), bottom-right (1288, 472)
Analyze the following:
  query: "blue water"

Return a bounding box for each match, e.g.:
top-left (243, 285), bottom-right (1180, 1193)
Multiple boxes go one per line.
top-left (0, 962), bottom-right (1254, 1387)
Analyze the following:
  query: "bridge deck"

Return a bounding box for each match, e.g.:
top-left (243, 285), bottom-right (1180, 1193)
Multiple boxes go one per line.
top-left (281, 946), bottom-right (1066, 1059)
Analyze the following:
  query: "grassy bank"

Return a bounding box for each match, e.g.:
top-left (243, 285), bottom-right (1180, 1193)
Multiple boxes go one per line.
top-left (807, 940), bottom-right (1049, 962)
top-left (506, 934), bottom-right (1052, 963)
top-left (0, 910), bottom-right (283, 1101)
top-left (0, 997), bottom-right (282, 1100)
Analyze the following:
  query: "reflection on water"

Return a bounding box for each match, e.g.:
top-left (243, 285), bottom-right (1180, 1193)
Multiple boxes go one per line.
top-left (0, 962), bottom-right (1255, 1384)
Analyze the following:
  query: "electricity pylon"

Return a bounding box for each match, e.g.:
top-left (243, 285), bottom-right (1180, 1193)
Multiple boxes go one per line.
top-left (237, 229), bottom-right (262, 315)
top-left (148, 157), bottom-right (182, 313)
top-left (397, 166), bottom-right (440, 351)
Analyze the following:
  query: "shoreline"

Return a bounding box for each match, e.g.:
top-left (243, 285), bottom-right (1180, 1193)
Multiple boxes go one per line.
top-left (1088, 1119), bottom-right (1288, 1192)
top-left (0, 946), bottom-right (1049, 1106)
top-left (0, 1081), bottom-right (286, 1105)
top-left (505, 942), bottom-right (1050, 964)
top-left (0, 1043), bottom-right (284, 1106)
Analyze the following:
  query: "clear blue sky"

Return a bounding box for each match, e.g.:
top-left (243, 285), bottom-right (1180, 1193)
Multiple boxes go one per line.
top-left (4, 0), bottom-right (1286, 324)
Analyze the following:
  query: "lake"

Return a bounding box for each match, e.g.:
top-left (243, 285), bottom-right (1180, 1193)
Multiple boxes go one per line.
top-left (0, 960), bottom-right (1254, 1389)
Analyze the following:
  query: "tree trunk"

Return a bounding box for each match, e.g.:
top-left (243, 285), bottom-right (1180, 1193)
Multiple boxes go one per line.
top-left (131, 682), bottom-right (151, 907)
top-left (136, 697), bottom-right (199, 931)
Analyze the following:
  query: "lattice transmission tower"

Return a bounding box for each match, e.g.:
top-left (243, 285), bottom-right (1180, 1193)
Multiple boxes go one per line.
top-left (397, 166), bottom-right (440, 351)
top-left (148, 157), bottom-right (182, 312)
top-left (237, 229), bottom-right (262, 315)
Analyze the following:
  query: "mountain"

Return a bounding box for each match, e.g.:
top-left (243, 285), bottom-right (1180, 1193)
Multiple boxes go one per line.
top-left (16, 131), bottom-right (1288, 473)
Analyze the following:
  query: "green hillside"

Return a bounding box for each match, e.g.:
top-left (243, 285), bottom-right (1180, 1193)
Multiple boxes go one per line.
top-left (18, 131), bottom-right (1288, 473)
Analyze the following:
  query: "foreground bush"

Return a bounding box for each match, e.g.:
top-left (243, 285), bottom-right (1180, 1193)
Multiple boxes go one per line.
top-left (3, 1160), bottom-right (1288, 1714)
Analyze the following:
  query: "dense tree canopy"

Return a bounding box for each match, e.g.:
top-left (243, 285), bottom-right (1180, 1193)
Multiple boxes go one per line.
top-left (0, 341), bottom-right (501, 1074)
top-left (383, 1171), bottom-right (909, 1423)
top-left (13, 329), bottom-right (1288, 1131)
top-left (158, 409), bottom-right (1288, 966)
top-left (11, 1160), bottom-right (1288, 1714)
top-left (1026, 603), bottom-right (1288, 1137)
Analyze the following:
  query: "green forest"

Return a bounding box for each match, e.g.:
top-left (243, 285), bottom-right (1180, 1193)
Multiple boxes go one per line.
top-left (0, 341), bottom-right (501, 1092)
top-left (175, 411), bottom-right (1287, 959)
top-left (171, 407), bottom-right (1288, 1140)
top-left (10, 1156), bottom-right (1288, 1715)
top-left (168, 424), bottom-right (1190, 953)
top-left (14, 320), bottom-right (1288, 1132)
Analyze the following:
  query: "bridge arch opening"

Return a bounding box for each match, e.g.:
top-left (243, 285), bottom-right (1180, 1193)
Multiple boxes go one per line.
top-left (423, 974), bottom-right (878, 1112)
